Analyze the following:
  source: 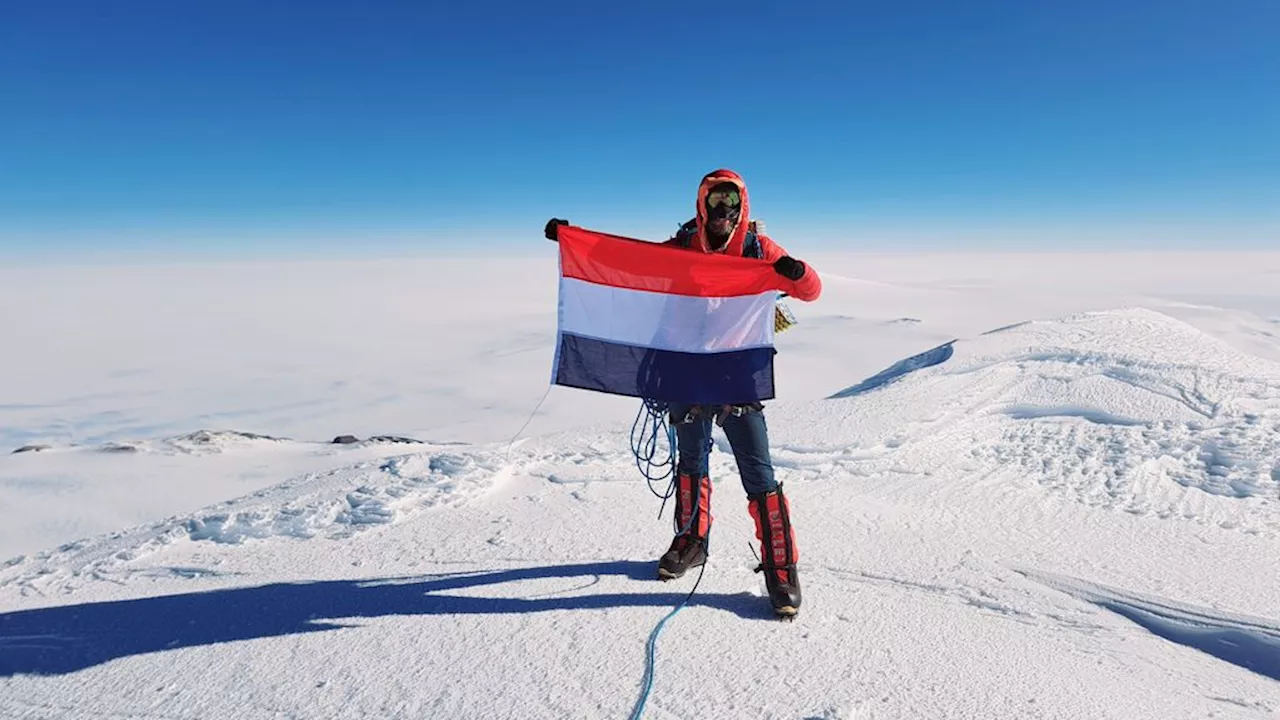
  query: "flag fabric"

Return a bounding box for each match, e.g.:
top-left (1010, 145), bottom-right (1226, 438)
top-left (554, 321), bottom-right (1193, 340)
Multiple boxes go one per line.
top-left (552, 225), bottom-right (789, 405)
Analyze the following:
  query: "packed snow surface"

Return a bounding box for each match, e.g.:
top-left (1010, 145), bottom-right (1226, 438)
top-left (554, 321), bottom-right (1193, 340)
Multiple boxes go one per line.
top-left (2, 253), bottom-right (1280, 719)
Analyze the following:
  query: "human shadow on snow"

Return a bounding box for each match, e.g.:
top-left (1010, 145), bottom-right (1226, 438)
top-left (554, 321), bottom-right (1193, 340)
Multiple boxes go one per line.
top-left (0, 560), bottom-right (771, 676)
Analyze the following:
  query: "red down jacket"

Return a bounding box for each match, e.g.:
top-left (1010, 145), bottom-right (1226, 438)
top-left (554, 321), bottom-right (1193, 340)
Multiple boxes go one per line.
top-left (664, 168), bottom-right (822, 302)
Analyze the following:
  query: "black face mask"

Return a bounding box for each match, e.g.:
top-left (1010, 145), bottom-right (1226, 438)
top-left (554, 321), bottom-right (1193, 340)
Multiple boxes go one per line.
top-left (706, 206), bottom-right (739, 248)
top-left (704, 185), bottom-right (741, 249)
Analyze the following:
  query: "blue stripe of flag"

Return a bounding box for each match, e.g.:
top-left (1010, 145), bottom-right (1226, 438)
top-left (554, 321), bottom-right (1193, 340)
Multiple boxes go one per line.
top-left (554, 333), bottom-right (775, 405)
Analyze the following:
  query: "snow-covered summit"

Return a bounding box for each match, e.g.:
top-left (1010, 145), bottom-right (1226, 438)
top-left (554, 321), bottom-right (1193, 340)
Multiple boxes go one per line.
top-left (3, 302), bottom-right (1279, 719)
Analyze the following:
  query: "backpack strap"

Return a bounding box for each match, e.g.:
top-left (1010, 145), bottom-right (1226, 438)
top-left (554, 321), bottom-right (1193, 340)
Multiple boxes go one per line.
top-left (674, 219), bottom-right (698, 248)
top-left (743, 225), bottom-right (762, 259)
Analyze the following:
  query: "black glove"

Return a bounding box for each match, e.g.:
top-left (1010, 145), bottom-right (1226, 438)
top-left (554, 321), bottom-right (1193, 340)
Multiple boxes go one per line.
top-left (544, 218), bottom-right (568, 241)
top-left (773, 255), bottom-right (806, 281)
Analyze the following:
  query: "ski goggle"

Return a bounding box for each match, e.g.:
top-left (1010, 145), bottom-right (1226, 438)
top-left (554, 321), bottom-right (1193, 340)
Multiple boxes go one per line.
top-left (705, 189), bottom-right (741, 209)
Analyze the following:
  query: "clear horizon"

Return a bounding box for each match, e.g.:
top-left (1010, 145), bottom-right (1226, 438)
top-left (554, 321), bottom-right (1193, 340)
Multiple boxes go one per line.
top-left (3, 1), bottom-right (1278, 257)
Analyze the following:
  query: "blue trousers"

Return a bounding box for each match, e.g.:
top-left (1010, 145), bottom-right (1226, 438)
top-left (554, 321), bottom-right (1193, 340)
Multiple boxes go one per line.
top-left (670, 404), bottom-right (778, 496)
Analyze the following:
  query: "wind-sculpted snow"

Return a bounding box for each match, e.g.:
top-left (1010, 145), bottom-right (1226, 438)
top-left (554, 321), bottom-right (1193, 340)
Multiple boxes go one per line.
top-left (1021, 569), bottom-right (1280, 681)
top-left (773, 309), bottom-right (1280, 534)
top-left (0, 448), bottom-right (507, 595)
top-left (957, 311), bottom-right (1280, 518)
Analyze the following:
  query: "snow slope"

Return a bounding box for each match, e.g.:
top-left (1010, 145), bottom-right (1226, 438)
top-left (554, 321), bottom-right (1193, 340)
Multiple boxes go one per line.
top-left (4, 295), bottom-right (1280, 718)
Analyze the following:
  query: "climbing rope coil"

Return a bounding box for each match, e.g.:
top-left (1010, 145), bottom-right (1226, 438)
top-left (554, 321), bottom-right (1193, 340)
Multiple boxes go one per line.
top-left (630, 398), bottom-right (678, 499)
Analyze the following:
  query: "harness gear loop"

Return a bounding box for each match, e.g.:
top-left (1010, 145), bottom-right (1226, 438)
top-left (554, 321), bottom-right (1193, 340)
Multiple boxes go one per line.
top-left (669, 403), bottom-right (764, 428)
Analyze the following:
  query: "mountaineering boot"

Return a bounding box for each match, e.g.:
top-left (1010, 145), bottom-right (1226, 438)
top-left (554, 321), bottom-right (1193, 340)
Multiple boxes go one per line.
top-left (658, 534), bottom-right (706, 580)
top-left (658, 473), bottom-right (712, 580)
top-left (749, 483), bottom-right (802, 618)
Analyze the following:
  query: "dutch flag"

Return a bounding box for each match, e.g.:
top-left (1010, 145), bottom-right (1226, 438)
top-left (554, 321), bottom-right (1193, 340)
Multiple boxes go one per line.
top-left (551, 225), bottom-right (789, 405)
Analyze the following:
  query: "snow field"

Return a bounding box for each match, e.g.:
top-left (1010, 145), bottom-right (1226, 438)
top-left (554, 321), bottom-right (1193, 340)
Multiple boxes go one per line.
top-left (3, 255), bottom-right (1280, 718)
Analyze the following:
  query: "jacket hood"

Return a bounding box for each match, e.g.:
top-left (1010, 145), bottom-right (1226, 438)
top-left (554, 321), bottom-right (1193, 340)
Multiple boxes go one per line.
top-left (694, 168), bottom-right (750, 254)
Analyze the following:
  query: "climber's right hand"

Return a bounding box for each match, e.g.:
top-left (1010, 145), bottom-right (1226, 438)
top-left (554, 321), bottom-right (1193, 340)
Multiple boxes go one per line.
top-left (544, 218), bottom-right (568, 241)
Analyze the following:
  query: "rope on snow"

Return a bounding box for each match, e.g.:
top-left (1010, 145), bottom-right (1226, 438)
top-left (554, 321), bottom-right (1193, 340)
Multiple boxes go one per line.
top-left (628, 560), bottom-right (707, 720)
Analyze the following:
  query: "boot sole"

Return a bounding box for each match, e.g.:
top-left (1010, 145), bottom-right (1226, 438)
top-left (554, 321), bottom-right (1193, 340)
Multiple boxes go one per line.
top-left (656, 559), bottom-right (705, 581)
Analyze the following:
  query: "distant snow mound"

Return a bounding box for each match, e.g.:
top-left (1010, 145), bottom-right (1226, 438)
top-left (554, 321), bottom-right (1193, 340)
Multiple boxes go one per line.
top-left (163, 430), bottom-right (288, 454)
top-left (0, 447), bottom-right (507, 594)
top-left (814, 308), bottom-right (1280, 533)
top-left (4, 430), bottom-right (292, 456)
top-left (77, 430), bottom-right (292, 456)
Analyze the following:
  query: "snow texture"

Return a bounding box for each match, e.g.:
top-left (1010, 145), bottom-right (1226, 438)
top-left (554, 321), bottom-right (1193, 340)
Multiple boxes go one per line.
top-left (3, 253), bottom-right (1280, 719)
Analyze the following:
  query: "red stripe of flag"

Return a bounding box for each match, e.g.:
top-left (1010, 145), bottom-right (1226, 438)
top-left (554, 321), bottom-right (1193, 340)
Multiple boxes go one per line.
top-left (558, 225), bottom-right (786, 298)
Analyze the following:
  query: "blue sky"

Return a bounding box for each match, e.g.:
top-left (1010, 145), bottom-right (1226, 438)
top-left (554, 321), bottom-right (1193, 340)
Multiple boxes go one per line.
top-left (2, 1), bottom-right (1278, 256)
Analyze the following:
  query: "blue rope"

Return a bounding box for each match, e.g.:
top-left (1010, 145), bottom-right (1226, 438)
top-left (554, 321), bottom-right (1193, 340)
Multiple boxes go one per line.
top-left (630, 399), bottom-right (677, 497)
top-left (627, 399), bottom-right (713, 718)
top-left (631, 400), bottom-right (707, 537)
top-left (628, 561), bottom-right (706, 720)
